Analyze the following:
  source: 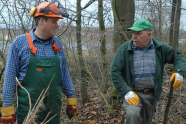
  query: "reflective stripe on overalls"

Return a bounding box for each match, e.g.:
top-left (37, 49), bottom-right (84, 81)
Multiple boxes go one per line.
top-left (16, 33), bottom-right (62, 124)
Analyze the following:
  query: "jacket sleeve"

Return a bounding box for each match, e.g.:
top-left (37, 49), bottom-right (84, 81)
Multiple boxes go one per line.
top-left (110, 44), bottom-right (132, 98)
top-left (174, 50), bottom-right (186, 76)
top-left (164, 43), bottom-right (186, 76)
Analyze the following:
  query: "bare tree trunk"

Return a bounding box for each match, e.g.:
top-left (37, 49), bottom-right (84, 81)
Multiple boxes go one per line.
top-left (98, 0), bottom-right (108, 92)
top-left (76, 0), bottom-right (89, 104)
top-left (158, 0), bottom-right (162, 41)
top-left (0, 50), bottom-right (5, 81)
top-left (169, 0), bottom-right (177, 47)
top-left (173, 0), bottom-right (181, 47)
top-left (112, 0), bottom-right (135, 52)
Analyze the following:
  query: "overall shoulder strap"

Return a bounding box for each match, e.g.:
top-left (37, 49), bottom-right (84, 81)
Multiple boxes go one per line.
top-left (26, 33), bottom-right (61, 54)
top-left (52, 40), bottom-right (61, 52)
top-left (26, 33), bottom-right (37, 55)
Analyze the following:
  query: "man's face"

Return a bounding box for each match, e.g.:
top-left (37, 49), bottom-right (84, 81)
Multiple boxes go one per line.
top-left (132, 30), bottom-right (152, 48)
top-left (43, 17), bottom-right (59, 37)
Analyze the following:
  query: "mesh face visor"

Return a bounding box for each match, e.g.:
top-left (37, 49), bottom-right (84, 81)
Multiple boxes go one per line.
top-left (54, 1), bottom-right (69, 17)
top-left (40, 0), bottom-right (69, 17)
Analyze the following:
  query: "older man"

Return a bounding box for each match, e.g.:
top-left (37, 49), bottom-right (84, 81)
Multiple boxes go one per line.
top-left (110, 19), bottom-right (186, 124)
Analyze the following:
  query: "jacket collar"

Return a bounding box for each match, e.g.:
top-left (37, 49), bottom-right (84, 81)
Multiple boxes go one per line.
top-left (151, 37), bottom-right (162, 48)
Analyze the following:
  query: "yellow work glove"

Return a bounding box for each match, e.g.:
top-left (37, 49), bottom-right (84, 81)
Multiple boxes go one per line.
top-left (66, 98), bottom-right (77, 119)
top-left (170, 73), bottom-right (183, 89)
top-left (0, 106), bottom-right (16, 124)
top-left (124, 91), bottom-right (139, 105)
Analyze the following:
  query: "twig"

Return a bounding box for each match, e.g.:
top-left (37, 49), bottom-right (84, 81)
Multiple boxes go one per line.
top-left (15, 77), bottom-right (32, 122)
top-left (16, 74), bottom-right (57, 124)
top-left (16, 78), bottom-right (18, 108)
top-left (30, 90), bottom-right (45, 116)
top-left (26, 74), bottom-right (55, 124)
top-left (85, 64), bottom-right (114, 114)
top-left (57, 0), bottom-right (96, 37)
top-left (43, 113), bottom-right (57, 124)
top-left (41, 111), bottom-right (52, 124)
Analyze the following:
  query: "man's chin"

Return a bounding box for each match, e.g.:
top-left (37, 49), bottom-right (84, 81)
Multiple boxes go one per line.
top-left (51, 32), bottom-right (56, 37)
top-left (134, 43), bottom-right (139, 47)
top-left (135, 44), bottom-right (142, 49)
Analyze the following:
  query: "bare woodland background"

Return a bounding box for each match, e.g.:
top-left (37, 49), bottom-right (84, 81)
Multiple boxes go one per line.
top-left (0, 0), bottom-right (186, 123)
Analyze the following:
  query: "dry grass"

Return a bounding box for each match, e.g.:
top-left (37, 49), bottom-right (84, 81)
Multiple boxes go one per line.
top-left (15, 75), bottom-right (57, 124)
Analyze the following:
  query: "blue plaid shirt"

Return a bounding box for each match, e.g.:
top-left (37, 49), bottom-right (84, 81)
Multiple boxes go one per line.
top-left (132, 38), bottom-right (156, 90)
top-left (3, 28), bottom-right (75, 107)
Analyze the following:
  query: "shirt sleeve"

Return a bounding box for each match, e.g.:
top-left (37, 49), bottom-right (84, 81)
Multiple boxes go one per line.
top-left (55, 38), bottom-right (75, 98)
top-left (3, 41), bottom-right (19, 107)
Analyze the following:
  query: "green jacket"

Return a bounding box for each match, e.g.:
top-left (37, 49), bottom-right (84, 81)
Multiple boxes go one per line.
top-left (110, 38), bottom-right (186, 103)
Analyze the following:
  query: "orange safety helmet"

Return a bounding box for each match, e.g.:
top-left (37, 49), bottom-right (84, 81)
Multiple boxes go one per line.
top-left (30, 1), bottom-right (69, 19)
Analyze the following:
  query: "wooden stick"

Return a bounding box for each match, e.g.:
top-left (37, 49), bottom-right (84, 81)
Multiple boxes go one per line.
top-left (163, 0), bottom-right (180, 123)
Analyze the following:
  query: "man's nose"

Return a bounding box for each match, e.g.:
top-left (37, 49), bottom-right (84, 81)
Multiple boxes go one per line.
top-left (56, 23), bottom-right (59, 28)
top-left (133, 34), bottom-right (137, 39)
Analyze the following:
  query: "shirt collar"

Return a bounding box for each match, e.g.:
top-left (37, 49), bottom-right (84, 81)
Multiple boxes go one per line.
top-left (30, 28), bottom-right (53, 44)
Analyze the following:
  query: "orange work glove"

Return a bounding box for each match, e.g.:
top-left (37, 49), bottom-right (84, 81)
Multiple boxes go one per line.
top-left (0, 106), bottom-right (16, 124)
top-left (170, 73), bottom-right (183, 89)
top-left (66, 98), bottom-right (77, 119)
top-left (124, 91), bottom-right (139, 105)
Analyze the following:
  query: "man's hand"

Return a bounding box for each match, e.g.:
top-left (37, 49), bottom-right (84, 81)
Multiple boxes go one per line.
top-left (170, 73), bottom-right (183, 89)
top-left (66, 98), bottom-right (77, 119)
top-left (0, 106), bottom-right (16, 124)
top-left (124, 91), bottom-right (139, 105)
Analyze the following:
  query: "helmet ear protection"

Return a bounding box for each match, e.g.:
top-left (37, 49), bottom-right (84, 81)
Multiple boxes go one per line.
top-left (30, 7), bottom-right (36, 16)
top-left (30, 6), bottom-right (49, 17)
top-left (30, 6), bottom-right (49, 16)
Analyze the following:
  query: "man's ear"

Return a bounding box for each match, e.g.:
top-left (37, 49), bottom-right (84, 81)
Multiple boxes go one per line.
top-left (148, 31), bottom-right (152, 37)
top-left (39, 18), bottom-right (45, 25)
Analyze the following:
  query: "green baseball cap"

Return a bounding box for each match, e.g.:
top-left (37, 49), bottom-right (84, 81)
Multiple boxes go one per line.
top-left (127, 19), bottom-right (153, 31)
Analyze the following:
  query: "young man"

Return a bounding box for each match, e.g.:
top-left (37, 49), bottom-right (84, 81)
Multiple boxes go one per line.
top-left (110, 19), bottom-right (186, 124)
top-left (0, 1), bottom-right (77, 124)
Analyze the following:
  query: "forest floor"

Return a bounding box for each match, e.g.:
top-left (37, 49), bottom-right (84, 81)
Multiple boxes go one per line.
top-left (60, 64), bottom-right (186, 124)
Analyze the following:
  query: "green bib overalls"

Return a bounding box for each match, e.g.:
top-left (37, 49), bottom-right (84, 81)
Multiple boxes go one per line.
top-left (16, 33), bottom-right (62, 124)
